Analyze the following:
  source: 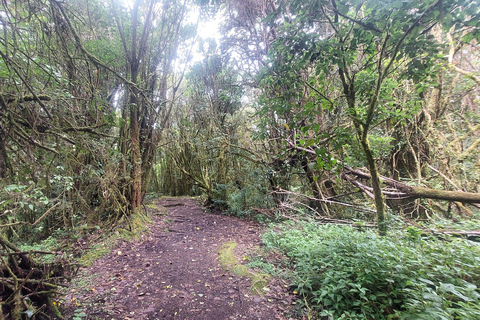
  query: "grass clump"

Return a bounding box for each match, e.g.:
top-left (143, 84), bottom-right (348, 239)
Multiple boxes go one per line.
top-left (262, 221), bottom-right (480, 319)
top-left (218, 241), bottom-right (269, 294)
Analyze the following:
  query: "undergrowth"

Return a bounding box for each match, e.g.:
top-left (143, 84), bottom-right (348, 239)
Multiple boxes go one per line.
top-left (262, 222), bottom-right (480, 319)
top-left (420, 215), bottom-right (480, 232)
top-left (77, 212), bottom-right (152, 266)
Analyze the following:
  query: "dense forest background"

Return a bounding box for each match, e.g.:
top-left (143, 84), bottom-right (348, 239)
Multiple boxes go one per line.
top-left (1, 0), bottom-right (480, 319)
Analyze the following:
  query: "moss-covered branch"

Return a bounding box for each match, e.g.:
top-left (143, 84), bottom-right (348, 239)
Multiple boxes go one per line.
top-left (345, 167), bottom-right (480, 203)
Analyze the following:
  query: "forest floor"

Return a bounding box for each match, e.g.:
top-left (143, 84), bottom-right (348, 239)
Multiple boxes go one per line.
top-left (61, 197), bottom-right (297, 320)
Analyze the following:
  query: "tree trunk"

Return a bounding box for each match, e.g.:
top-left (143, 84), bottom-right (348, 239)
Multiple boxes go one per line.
top-left (300, 156), bottom-right (330, 216)
top-left (130, 102), bottom-right (142, 211)
top-left (360, 135), bottom-right (387, 235)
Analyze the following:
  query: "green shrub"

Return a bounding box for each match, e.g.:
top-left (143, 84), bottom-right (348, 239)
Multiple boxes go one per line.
top-left (227, 168), bottom-right (272, 219)
top-left (262, 222), bottom-right (480, 319)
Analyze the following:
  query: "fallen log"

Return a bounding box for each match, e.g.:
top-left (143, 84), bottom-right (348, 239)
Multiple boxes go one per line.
top-left (399, 186), bottom-right (480, 203)
top-left (435, 230), bottom-right (480, 241)
top-left (344, 167), bottom-right (480, 204)
top-left (416, 229), bottom-right (480, 242)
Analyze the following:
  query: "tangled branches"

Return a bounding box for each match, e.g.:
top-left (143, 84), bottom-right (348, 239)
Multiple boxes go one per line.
top-left (0, 235), bottom-right (67, 319)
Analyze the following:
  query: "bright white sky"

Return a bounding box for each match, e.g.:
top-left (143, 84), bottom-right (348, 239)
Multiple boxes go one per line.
top-left (191, 12), bottom-right (222, 62)
top-left (119, 0), bottom-right (222, 63)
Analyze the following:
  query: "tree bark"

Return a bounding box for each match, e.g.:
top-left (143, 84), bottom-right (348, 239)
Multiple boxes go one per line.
top-left (345, 167), bottom-right (480, 204)
top-left (399, 185), bottom-right (480, 203)
top-left (360, 138), bottom-right (387, 235)
top-left (130, 102), bottom-right (142, 211)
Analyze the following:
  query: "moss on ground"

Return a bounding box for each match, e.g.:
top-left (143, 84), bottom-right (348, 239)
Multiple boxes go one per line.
top-left (78, 212), bottom-right (151, 266)
top-left (218, 241), bottom-right (269, 295)
top-left (145, 203), bottom-right (158, 210)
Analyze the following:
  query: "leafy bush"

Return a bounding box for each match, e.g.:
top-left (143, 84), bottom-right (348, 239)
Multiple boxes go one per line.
top-left (247, 258), bottom-right (278, 276)
top-left (262, 222), bottom-right (480, 319)
top-left (227, 168), bottom-right (272, 219)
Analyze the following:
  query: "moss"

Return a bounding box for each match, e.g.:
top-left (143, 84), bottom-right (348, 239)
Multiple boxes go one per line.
top-left (145, 203), bottom-right (158, 210)
top-left (127, 212), bottom-right (152, 235)
top-left (218, 241), bottom-right (269, 295)
top-left (144, 201), bottom-right (169, 216)
top-left (156, 206), bottom-right (169, 216)
top-left (78, 213), bottom-right (150, 266)
top-left (77, 241), bottom-right (114, 267)
top-left (47, 296), bottom-right (64, 319)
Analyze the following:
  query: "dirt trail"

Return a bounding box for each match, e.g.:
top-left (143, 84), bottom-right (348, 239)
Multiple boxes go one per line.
top-left (65, 197), bottom-right (296, 320)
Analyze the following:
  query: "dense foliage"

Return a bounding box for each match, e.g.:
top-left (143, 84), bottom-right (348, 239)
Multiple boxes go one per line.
top-left (1, 0), bottom-right (480, 318)
top-left (262, 222), bottom-right (480, 319)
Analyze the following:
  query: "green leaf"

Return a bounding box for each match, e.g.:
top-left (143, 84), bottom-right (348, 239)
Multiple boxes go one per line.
top-left (337, 2), bottom-right (349, 14)
top-left (305, 139), bottom-right (315, 147)
top-left (392, 1), bottom-right (403, 8)
top-left (418, 277), bottom-right (435, 286)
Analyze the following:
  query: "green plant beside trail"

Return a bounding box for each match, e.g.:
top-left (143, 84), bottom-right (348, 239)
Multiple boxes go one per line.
top-left (262, 222), bottom-right (480, 319)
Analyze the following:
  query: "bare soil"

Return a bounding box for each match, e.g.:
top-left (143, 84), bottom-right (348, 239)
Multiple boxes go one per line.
top-left (63, 197), bottom-right (297, 320)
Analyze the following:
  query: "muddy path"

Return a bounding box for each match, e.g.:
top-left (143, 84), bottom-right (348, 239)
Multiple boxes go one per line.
top-left (64, 197), bottom-right (297, 320)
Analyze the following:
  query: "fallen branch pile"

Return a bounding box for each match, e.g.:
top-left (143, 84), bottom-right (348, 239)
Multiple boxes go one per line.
top-left (268, 188), bottom-right (377, 227)
top-left (0, 234), bottom-right (66, 320)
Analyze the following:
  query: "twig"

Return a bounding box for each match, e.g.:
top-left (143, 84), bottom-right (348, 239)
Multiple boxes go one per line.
top-left (271, 188), bottom-right (376, 214)
top-left (427, 164), bottom-right (460, 190)
top-left (32, 202), bottom-right (61, 226)
top-left (0, 278), bottom-right (66, 288)
top-left (6, 251), bottom-right (62, 256)
top-left (1, 203), bottom-right (62, 229)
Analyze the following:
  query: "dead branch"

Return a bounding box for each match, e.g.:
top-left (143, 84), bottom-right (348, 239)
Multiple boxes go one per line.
top-left (0, 202), bottom-right (61, 229)
top-left (271, 188), bottom-right (376, 214)
top-left (344, 167), bottom-right (480, 203)
top-left (270, 189), bottom-right (377, 227)
top-left (315, 216), bottom-right (376, 228)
